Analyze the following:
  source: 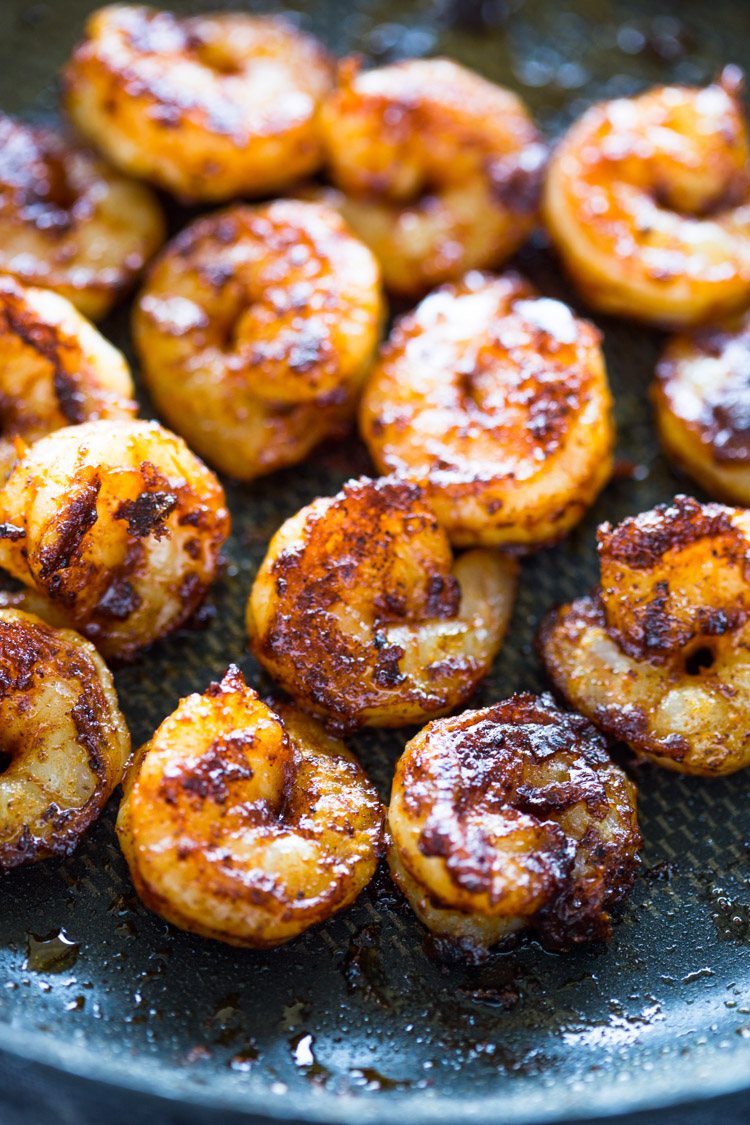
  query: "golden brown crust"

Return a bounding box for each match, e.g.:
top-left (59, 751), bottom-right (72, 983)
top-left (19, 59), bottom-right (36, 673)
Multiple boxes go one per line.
top-left (388, 693), bottom-right (641, 957)
top-left (117, 666), bottom-right (383, 947)
top-left (247, 475), bottom-right (518, 733)
top-left (319, 58), bottom-right (546, 296)
top-left (0, 113), bottom-right (164, 320)
top-left (63, 5), bottom-right (334, 201)
top-left (0, 607), bottom-right (130, 869)
top-left (543, 69), bottom-right (750, 327)
top-left (133, 200), bottom-right (384, 481)
top-left (538, 496), bottom-right (750, 775)
top-left (359, 271), bottom-right (614, 548)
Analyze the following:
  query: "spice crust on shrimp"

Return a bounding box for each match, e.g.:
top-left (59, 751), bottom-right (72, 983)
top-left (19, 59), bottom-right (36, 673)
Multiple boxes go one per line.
top-left (247, 476), bottom-right (518, 733)
top-left (117, 665), bottom-right (383, 947)
top-left (543, 67), bottom-right (750, 327)
top-left (319, 57), bottom-right (546, 297)
top-left (63, 5), bottom-right (334, 202)
top-left (0, 607), bottom-right (130, 869)
top-left (539, 495), bottom-right (750, 775)
top-left (360, 271), bottom-right (614, 549)
top-left (133, 200), bottom-right (384, 482)
top-left (0, 419), bottom-right (230, 661)
top-left (0, 276), bottom-right (136, 482)
top-left (388, 693), bottom-right (641, 960)
top-left (0, 114), bottom-right (164, 320)
top-left (653, 310), bottom-right (750, 504)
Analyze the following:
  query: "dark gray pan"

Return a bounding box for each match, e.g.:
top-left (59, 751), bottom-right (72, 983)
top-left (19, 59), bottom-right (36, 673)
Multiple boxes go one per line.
top-left (1, 1), bottom-right (750, 1122)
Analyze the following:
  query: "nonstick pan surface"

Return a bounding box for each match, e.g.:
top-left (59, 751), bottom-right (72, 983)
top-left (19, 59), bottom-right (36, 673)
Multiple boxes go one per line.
top-left (1, 1), bottom-right (750, 1122)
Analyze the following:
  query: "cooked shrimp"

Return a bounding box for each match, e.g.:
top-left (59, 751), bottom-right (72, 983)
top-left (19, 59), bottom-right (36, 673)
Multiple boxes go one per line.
top-left (0, 276), bottom-right (136, 482)
top-left (117, 665), bottom-right (383, 947)
top-left (318, 58), bottom-right (546, 297)
top-left (388, 693), bottom-right (641, 959)
top-left (133, 200), bottom-right (384, 481)
top-left (247, 476), bottom-right (518, 734)
top-left (653, 311), bottom-right (750, 503)
top-left (0, 607), bottom-right (130, 869)
top-left (360, 271), bottom-right (614, 549)
top-left (0, 419), bottom-right (230, 661)
top-left (539, 495), bottom-right (750, 775)
top-left (63, 5), bottom-right (334, 202)
top-left (543, 67), bottom-right (750, 327)
top-left (0, 114), bottom-right (164, 321)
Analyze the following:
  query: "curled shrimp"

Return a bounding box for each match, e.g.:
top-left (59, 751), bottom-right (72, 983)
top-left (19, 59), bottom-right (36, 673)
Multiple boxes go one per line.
top-left (0, 607), bottom-right (130, 869)
top-left (0, 113), bottom-right (164, 321)
top-left (247, 476), bottom-right (518, 734)
top-left (388, 693), bottom-right (641, 960)
top-left (360, 271), bottom-right (614, 549)
top-left (63, 5), bottom-right (334, 202)
top-left (318, 58), bottom-right (546, 297)
top-left (653, 310), bottom-right (750, 504)
top-left (133, 200), bottom-right (384, 481)
top-left (538, 495), bottom-right (750, 775)
top-left (0, 276), bottom-right (136, 482)
top-left (543, 67), bottom-right (750, 327)
top-left (0, 419), bottom-right (230, 661)
top-left (117, 665), bottom-right (383, 947)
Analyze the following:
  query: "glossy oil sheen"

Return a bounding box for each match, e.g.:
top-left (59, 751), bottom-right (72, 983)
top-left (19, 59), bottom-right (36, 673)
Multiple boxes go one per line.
top-left (0, 1), bottom-right (750, 1123)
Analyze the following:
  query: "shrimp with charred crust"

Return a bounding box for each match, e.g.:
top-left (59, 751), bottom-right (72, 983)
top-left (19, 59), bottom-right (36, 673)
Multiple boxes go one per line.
top-left (117, 666), bottom-right (383, 947)
top-left (318, 58), bottom-right (546, 297)
top-left (63, 5), bottom-right (334, 202)
top-left (543, 68), bottom-right (750, 327)
top-left (247, 476), bottom-right (518, 733)
top-left (0, 607), bottom-right (130, 870)
top-left (0, 113), bottom-right (164, 321)
top-left (0, 419), bottom-right (229, 661)
top-left (538, 495), bottom-right (750, 775)
top-left (359, 271), bottom-right (614, 549)
top-left (133, 200), bottom-right (384, 482)
top-left (388, 693), bottom-right (641, 960)
top-left (653, 310), bottom-right (750, 505)
top-left (0, 276), bottom-right (136, 482)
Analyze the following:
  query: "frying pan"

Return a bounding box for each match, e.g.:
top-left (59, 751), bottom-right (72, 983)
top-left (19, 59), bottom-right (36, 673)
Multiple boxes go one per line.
top-left (1, 1), bottom-right (750, 1123)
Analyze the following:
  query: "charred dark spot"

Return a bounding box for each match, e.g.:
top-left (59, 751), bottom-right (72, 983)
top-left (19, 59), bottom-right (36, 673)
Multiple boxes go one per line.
top-left (116, 490), bottom-right (177, 539)
top-left (37, 476), bottom-right (101, 579)
top-left (599, 494), bottom-right (735, 570)
top-left (0, 523), bottom-right (25, 540)
top-left (95, 577), bottom-right (141, 620)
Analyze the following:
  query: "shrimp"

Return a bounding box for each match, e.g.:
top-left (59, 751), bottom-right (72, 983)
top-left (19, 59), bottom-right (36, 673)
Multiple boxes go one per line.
top-left (318, 58), bottom-right (546, 297)
top-left (388, 693), bottom-right (641, 960)
top-left (0, 114), bottom-right (164, 321)
top-left (117, 665), bottom-right (383, 947)
top-left (247, 476), bottom-right (518, 734)
top-left (538, 495), bottom-right (750, 775)
top-left (0, 607), bottom-right (130, 869)
top-left (360, 271), bottom-right (614, 549)
top-left (0, 419), bottom-right (230, 661)
top-left (0, 276), bottom-right (136, 482)
top-left (653, 310), bottom-right (750, 504)
top-left (63, 5), bottom-right (334, 202)
top-left (543, 67), bottom-right (750, 327)
top-left (133, 200), bottom-right (384, 481)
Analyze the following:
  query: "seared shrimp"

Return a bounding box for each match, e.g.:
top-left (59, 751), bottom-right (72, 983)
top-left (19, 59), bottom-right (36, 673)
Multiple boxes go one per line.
top-left (63, 5), bottom-right (334, 202)
top-left (117, 665), bottom-right (383, 947)
top-left (360, 272), bottom-right (614, 549)
top-left (544, 67), bottom-right (750, 327)
top-left (0, 276), bottom-right (136, 481)
top-left (319, 58), bottom-right (546, 297)
top-left (653, 311), bottom-right (750, 504)
top-left (0, 607), bottom-right (130, 869)
top-left (0, 114), bottom-right (164, 321)
top-left (0, 419), bottom-right (229, 661)
top-left (247, 476), bottom-right (518, 734)
top-left (539, 495), bottom-right (750, 775)
top-left (133, 200), bottom-right (384, 481)
top-left (388, 693), bottom-right (641, 959)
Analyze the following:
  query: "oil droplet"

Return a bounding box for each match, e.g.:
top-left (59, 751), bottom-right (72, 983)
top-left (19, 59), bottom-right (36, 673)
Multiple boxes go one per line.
top-left (65, 996), bottom-right (85, 1012)
top-left (24, 930), bottom-right (79, 974)
top-left (289, 1033), bottom-right (332, 1085)
top-left (349, 1067), bottom-right (411, 1092)
top-left (229, 1044), bottom-right (258, 1072)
